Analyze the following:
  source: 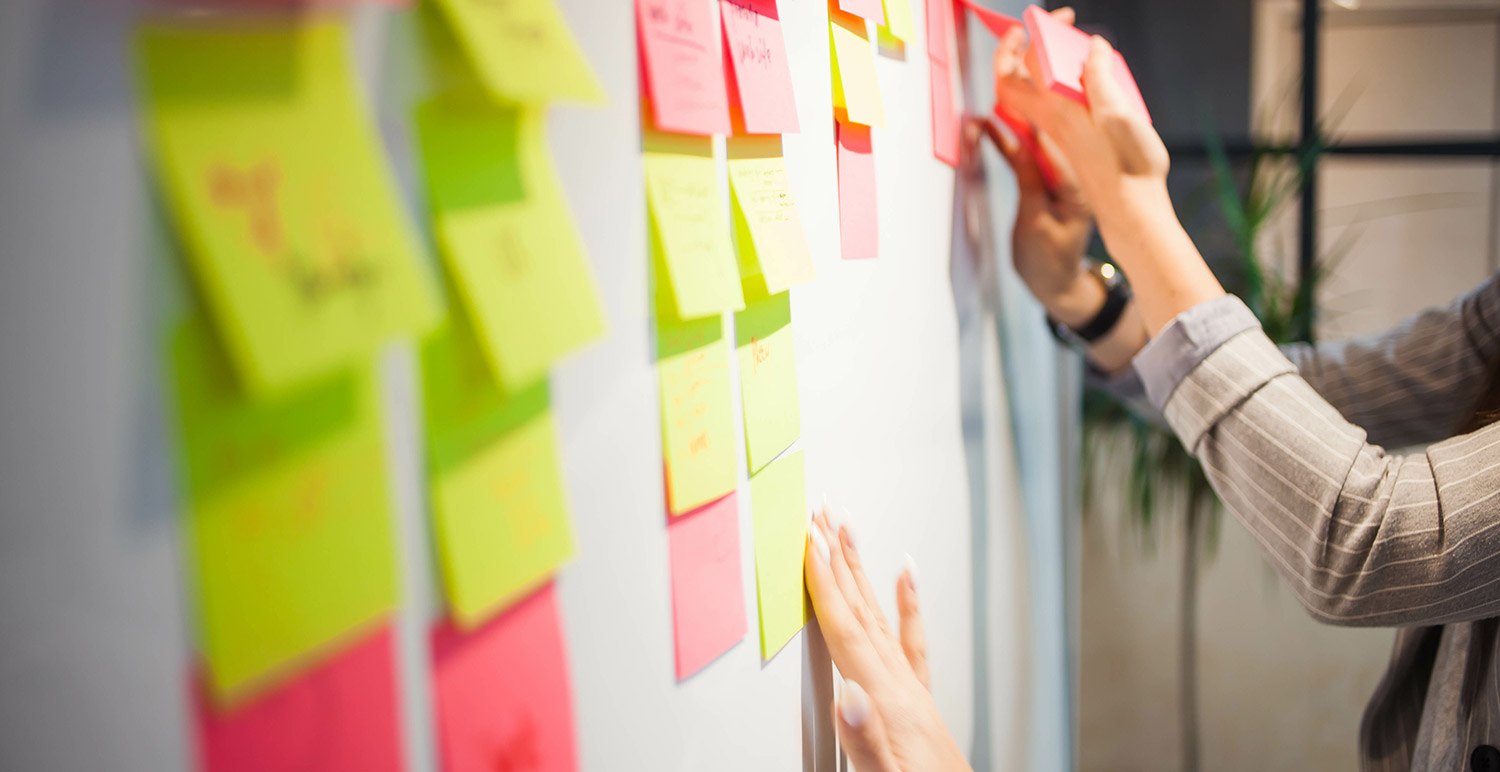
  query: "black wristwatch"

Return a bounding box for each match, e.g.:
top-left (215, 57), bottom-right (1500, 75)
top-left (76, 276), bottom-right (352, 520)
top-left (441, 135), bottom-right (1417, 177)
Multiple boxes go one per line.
top-left (1046, 262), bottom-right (1132, 348)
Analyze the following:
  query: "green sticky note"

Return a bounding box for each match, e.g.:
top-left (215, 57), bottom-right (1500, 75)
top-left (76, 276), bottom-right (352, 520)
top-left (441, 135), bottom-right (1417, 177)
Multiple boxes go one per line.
top-left (416, 97), bottom-right (607, 390)
top-left (136, 20), bottom-right (439, 396)
top-left (644, 132), bottom-right (745, 320)
top-left (429, 0), bottom-right (604, 105)
top-left (737, 288), bottom-right (800, 473)
top-left (727, 138), bottom-right (817, 294)
top-left (752, 449), bottom-right (808, 659)
top-left (170, 319), bottom-right (397, 705)
top-left (422, 319), bottom-right (574, 628)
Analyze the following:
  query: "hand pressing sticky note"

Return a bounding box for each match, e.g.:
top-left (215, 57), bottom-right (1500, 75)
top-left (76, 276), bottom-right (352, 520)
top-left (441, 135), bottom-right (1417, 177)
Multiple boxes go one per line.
top-left (645, 138), bottom-right (745, 318)
top-left (191, 625), bottom-right (405, 772)
top-left (736, 288), bottom-right (800, 473)
top-left (432, 583), bottom-right (578, 772)
top-left (752, 449), bottom-right (807, 659)
top-left (669, 493), bottom-right (748, 680)
top-left (638, 0), bottom-right (732, 135)
top-left (1024, 5), bottom-right (1151, 122)
top-left (429, 0), bottom-right (603, 104)
top-left (171, 319), bottom-right (397, 704)
top-left (829, 9), bottom-right (886, 127)
top-left (416, 98), bottom-right (607, 391)
top-left (836, 119), bottom-right (878, 260)
top-left (721, 0), bottom-right (800, 135)
top-left (727, 138), bottom-right (816, 294)
top-left (137, 20), bottom-right (438, 397)
top-left (656, 300), bottom-right (738, 516)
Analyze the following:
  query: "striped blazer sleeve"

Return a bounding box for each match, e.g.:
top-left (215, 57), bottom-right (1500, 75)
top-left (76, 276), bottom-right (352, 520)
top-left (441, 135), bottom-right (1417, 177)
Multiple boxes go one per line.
top-left (1135, 293), bottom-right (1500, 628)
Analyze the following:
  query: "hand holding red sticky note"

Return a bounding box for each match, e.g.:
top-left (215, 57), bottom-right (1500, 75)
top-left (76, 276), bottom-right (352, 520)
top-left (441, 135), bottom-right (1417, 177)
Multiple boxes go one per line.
top-left (1024, 5), bottom-right (1150, 123)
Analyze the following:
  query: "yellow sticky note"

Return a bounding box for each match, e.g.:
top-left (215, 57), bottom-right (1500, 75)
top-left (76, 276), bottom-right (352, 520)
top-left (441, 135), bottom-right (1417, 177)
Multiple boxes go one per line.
top-left (830, 10), bottom-right (887, 127)
top-left (879, 0), bottom-right (915, 44)
top-left (727, 138), bottom-right (817, 294)
top-left (136, 20), bottom-right (439, 396)
top-left (752, 449), bottom-right (807, 659)
top-left (170, 319), bottom-right (397, 704)
top-left (416, 97), bottom-right (607, 390)
top-left (737, 288), bottom-right (800, 473)
top-left (428, 0), bottom-right (603, 104)
top-left (645, 134), bottom-right (745, 319)
top-left (656, 269), bottom-right (738, 515)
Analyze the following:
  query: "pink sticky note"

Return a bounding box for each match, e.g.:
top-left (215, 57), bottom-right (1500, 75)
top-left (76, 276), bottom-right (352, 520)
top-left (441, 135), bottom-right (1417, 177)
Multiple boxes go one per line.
top-left (838, 0), bottom-right (886, 23)
top-left (432, 583), bottom-right (577, 772)
top-left (669, 493), bottom-right (748, 680)
top-left (638, 0), bottom-right (733, 135)
top-left (1024, 5), bottom-right (1151, 123)
top-left (930, 57), bottom-right (959, 167)
top-left (836, 119), bottom-right (877, 260)
top-left (926, 0), bottom-right (954, 65)
top-left (957, 0), bottom-right (1020, 39)
top-left (721, 0), bottom-right (800, 134)
top-left (191, 624), bottom-right (405, 772)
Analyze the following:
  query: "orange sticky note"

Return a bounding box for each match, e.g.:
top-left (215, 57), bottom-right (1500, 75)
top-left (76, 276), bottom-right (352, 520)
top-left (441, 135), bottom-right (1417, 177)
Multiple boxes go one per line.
top-left (432, 583), bottom-right (578, 772)
top-left (1024, 5), bottom-right (1151, 122)
top-left (930, 57), bottom-right (959, 167)
top-left (836, 119), bottom-right (877, 260)
top-left (669, 493), bottom-right (748, 679)
top-left (638, 0), bottom-right (732, 135)
top-left (721, 0), bottom-right (800, 134)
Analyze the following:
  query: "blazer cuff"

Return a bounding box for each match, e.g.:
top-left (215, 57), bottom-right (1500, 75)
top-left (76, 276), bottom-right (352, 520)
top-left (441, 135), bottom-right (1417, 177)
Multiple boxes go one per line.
top-left (1133, 294), bottom-right (1262, 412)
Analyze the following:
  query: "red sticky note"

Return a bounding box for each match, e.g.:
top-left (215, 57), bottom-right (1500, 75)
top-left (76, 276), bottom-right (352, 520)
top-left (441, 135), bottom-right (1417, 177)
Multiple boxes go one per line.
top-left (191, 625), bottom-right (405, 772)
top-left (721, 0), bottom-right (800, 134)
top-left (993, 105), bottom-right (1061, 192)
top-left (669, 493), bottom-right (748, 680)
top-left (930, 57), bottom-right (959, 167)
top-left (432, 583), bottom-right (577, 772)
top-left (957, 0), bottom-right (1019, 39)
top-left (838, 0), bottom-right (885, 23)
top-left (925, 0), bottom-right (954, 65)
top-left (1024, 5), bottom-right (1151, 123)
top-left (638, 0), bottom-right (733, 135)
top-left (836, 119), bottom-right (877, 260)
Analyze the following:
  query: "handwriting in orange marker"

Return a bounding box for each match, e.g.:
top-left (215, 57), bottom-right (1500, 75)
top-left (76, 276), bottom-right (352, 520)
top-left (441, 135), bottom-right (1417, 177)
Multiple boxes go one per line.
top-left (209, 160), bottom-right (285, 258)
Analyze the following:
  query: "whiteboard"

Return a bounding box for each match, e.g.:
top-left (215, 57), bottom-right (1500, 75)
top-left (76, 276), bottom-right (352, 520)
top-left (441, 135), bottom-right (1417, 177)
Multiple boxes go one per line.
top-left (0, 0), bottom-right (1054, 770)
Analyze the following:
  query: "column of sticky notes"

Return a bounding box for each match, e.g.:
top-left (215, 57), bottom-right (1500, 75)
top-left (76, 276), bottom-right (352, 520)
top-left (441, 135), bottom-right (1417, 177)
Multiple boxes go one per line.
top-left (830, 0), bottom-right (886, 259)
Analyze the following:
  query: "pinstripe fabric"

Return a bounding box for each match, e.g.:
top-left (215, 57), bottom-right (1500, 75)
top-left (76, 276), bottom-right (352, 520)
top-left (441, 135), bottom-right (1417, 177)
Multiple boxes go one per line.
top-left (1129, 274), bottom-right (1500, 771)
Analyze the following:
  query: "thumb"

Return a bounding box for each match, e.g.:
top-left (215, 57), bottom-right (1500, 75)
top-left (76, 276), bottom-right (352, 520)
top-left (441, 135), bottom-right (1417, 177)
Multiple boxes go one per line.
top-left (837, 680), bottom-right (901, 772)
top-left (1081, 36), bottom-right (1167, 176)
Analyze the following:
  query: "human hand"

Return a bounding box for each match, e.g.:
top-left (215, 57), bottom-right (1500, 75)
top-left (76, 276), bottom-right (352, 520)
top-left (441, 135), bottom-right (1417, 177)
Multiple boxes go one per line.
top-left (804, 507), bottom-right (970, 772)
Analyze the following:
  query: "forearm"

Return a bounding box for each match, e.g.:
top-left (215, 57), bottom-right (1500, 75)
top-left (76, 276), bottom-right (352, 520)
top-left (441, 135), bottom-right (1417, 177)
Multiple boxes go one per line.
top-left (1096, 184), bottom-right (1225, 336)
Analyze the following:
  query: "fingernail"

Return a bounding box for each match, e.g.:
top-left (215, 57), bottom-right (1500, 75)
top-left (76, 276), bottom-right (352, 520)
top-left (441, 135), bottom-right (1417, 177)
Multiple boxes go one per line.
top-left (841, 680), bottom-right (871, 728)
top-left (904, 553), bottom-right (919, 591)
top-left (810, 526), bottom-right (830, 564)
top-left (830, 505), bottom-right (856, 549)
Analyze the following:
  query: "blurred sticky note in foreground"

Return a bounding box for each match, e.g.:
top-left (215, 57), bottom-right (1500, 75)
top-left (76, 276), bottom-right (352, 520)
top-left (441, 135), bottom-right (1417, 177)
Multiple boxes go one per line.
top-left (645, 140), bottom-right (745, 318)
top-left (1024, 5), bottom-right (1150, 122)
top-left (752, 449), bottom-right (807, 659)
top-left (879, 0), bottom-right (915, 42)
top-left (669, 493), bottom-right (747, 679)
top-left (429, 0), bottom-right (603, 104)
top-left (171, 320), bottom-right (397, 703)
top-left (657, 303), bottom-right (737, 516)
top-left (432, 583), bottom-right (577, 772)
top-left (136, 20), bottom-right (437, 396)
top-left (829, 10), bottom-right (885, 127)
top-left (192, 625), bottom-right (405, 772)
top-left (836, 119), bottom-right (878, 260)
top-left (416, 98), bottom-right (606, 389)
top-left (638, 0), bottom-right (731, 135)
top-left (727, 139), bottom-right (816, 294)
top-left (930, 57), bottom-right (959, 167)
top-left (720, 0), bottom-right (800, 134)
top-left (737, 289), bottom-right (800, 473)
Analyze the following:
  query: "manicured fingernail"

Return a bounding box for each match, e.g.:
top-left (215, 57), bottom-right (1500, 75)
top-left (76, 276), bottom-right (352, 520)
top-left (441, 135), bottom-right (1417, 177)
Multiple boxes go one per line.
top-left (810, 526), bottom-right (830, 564)
top-left (841, 680), bottom-right (871, 728)
top-left (831, 506), bottom-right (856, 549)
top-left (904, 553), bottom-right (919, 591)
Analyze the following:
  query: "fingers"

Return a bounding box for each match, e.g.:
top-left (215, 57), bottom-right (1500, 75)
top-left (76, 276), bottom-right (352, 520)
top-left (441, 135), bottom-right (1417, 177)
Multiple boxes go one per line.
top-left (1052, 5), bottom-right (1075, 25)
top-left (833, 514), bottom-right (890, 633)
top-left (1080, 36), bottom-right (1131, 120)
top-left (1080, 36), bottom-right (1169, 177)
top-left (805, 516), bottom-right (883, 682)
top-left (836, 680), bottom-right (902, 772)
top-left (897, 555), bottom-right (930, 691)
top-left (817, 508), bottom-right (908, 671)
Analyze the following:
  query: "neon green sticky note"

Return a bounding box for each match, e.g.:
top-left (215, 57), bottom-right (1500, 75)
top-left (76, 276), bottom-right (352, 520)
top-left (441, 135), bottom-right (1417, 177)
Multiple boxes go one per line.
top-left (645, 133), bottom-right (745, 319)
top-left (879, 0), bottom-right (915, 44)
top-left (429, 0), bottom-right (603, 105)
top-left (829, 10), bottom-right (887, 127)
top-left (752, 449), bottom-right (807, 659)
top-left (136, 20), bottom-right (440, 396)
top-left (727, 138), bottom-right (817, 294)
top-left (737, 288), bottom-right (800, 473)
top-left (416, 97), bottom-right (607, 390)
top-left (170, 319), bottom-right (397, 705)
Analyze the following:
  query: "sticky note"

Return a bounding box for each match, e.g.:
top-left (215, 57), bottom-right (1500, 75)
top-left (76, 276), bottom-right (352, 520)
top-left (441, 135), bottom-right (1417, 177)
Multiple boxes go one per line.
top-left (428, 0), bottom-right (603, 104)
top-left (926, 0), bottom-right (953, 64)
top-left (751, 449), bottom-right (807, 659)
top-left (644, 137), bottom-right (745, 318)
top-left (1024, 5), bottom-right (1151, 122)
top-left (829, 10), bottom-right (886, 127)
top-left (958, 0), bottom-right (1020, 39)
top-left (838, 0), bottom-right (886, 24)
top-left (720, 0), bottom-right (800, 135)
top-left (727, 138), bottom-right (816, 293)
top-left (669, 493), bottom-right (748, 679)
top-left (170, 320), bottom-right (397, 703)
top-left (638, 0), bottom-right (732, 135)
top-left (879, 0), bottom-right (916, 44)
top-left (836, 119), bottom-right (878, 260)
top-left (432, 583), bottom-right (578, 772)
top-left (993, 105), bottom-right (1062, 192)
top-left (136, 21), bottom-right (438, 396)
top-left (930, 57), bottom-right (960, 167)
top-left (191, 625), bottom-right (404, 772)
top-left (736, 289), bottom-right (800, 473)
top-left (656, 297), bottom-right (738, 515)
top-left (416, 98), bottom-right (607, 390)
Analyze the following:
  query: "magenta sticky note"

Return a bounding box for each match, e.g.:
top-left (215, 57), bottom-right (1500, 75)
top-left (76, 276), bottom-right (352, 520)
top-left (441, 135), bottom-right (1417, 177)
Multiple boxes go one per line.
top-left (669, 492), bottom-right (748, 679)
top-left (432, 583), bottom-right (577, 772)
top-left (838, 0), bottom-right (885, 23)
top-left (836, 119), bottom-right (878, 260)
top-left (1023, 5), bottom-right (1150, 123)
top-left (638, 0), bottom-right (733, 135)
top-left (191, 624), bottom-right (405, 772)
top-left (957, 0), bottom-right (1020, 39)
top-left (721, 0), bottom-right (800, 134)
top-left (930, 57), bottom-right (959, 167)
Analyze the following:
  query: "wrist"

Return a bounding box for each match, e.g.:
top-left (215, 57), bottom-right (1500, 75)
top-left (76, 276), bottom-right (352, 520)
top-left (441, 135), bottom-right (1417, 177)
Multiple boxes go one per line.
top-left (1044, 269), bottom-right (1108, 329)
